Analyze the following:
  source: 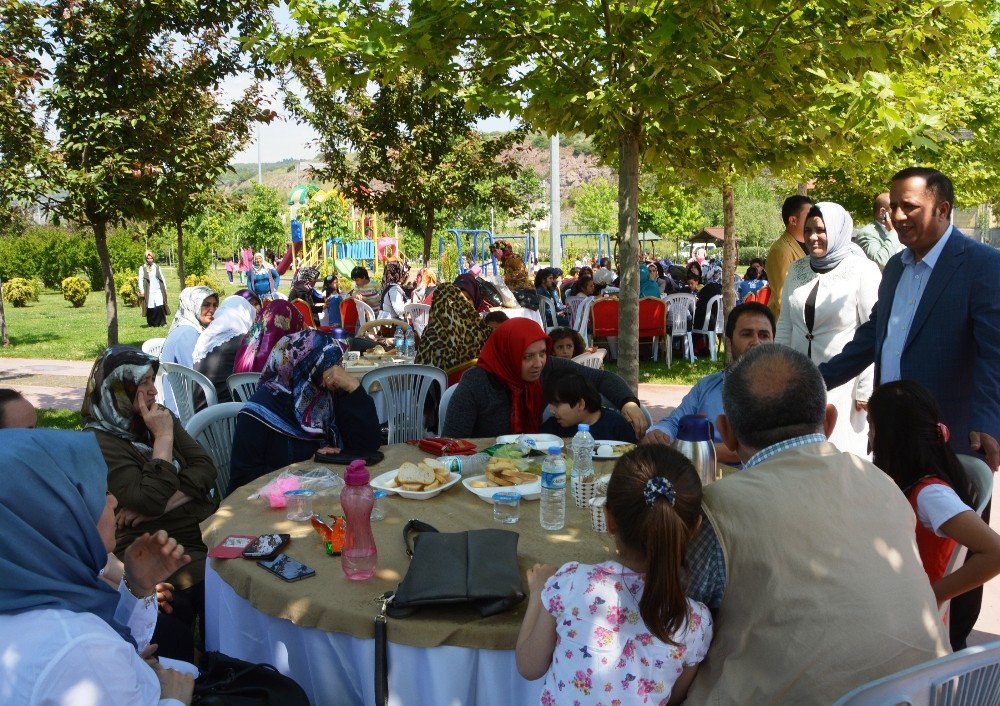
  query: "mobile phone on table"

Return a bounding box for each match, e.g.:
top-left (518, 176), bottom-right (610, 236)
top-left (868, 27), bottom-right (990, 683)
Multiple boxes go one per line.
top-left (258, 553), bottom-right (316, 582)
top-left (241, 533), bottom-right (290, 560)
top-left (209, 534), bottom-right (257, 559)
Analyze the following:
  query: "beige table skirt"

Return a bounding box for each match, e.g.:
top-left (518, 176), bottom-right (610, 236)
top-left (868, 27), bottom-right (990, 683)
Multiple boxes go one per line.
top-left (201, 439), bottom-right (614, 651)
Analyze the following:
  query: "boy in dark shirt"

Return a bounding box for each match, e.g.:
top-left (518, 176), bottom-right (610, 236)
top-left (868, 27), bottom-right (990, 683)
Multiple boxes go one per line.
top-left (539, 371), bottom-right (637, 442)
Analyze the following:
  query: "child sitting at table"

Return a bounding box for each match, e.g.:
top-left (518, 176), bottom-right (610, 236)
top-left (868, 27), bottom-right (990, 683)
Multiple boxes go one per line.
top-left (515, 446), bottom-right (713, 705)
top-left (539, 371), bottom-right (636, 443)
top-left (867, 380), bottom-right (1000, 648)
top-left (548, 327), bottom-right (586, 359)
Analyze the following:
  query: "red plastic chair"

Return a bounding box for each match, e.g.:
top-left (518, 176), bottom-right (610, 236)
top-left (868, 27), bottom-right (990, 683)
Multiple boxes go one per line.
top-left (638, 296), bottom-right (667, 361)
top-left (445, 358), bottom-right (478, 387)
top-left (290, 299), bottom-right (316, 328)
top-left (340, 298), bottom-right (359, 335)
top-left (755, 285), bottom-right (772, 306)
top-left (590, 298), bottom-right (619, 355)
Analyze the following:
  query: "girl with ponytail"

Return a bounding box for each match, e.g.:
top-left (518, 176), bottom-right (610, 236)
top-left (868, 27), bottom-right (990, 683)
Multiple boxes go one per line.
top-left (868, 380), bottom-right (1000, 614)
top-left (516, 446), bottom-right (713, 705)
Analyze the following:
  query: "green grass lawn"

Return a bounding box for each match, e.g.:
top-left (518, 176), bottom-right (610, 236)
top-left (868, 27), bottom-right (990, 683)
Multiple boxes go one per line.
top-left (37, 409), bottom-right (84, 430)
top-left (0, 266), bottom-right (237, 360)
top-left (604, 356), bottom-right (724, 386)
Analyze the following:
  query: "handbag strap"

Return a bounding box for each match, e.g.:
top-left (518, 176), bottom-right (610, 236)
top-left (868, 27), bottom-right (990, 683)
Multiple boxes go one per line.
top-left (803, 278), bottom-right (821, 359)
top-left (402, 519), bottom-right (438, 558)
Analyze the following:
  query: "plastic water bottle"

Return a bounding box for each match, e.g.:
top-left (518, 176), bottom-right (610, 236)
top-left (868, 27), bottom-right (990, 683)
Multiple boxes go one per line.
top-left (341, 460), bottom-right (378, 580)
top-left (540, 445), bottom-right (567, 531)
top-left (571, 424), bottom-right (596, 482)
top-left (393, 326), bottom-right (405, 354)
top-left (404, 326), bottom-right (416, 357)
top-left (438, 452), bottom-right (490, 477)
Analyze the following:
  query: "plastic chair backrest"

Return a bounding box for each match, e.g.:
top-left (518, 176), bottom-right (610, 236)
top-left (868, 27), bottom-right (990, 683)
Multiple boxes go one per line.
top-left (833, 638), bottom-right (1000, 706)
top-left (403, 303), bottom-right (431, 335)
top-left (591, 298), bottom-right (619, 338)
top-left (142, 337), bottom-right (166, 358)
top-left (574, 296), bottom-right (596, 339)
top-left (640, 404), bottom-right (653, 428)
top-left (290, 299), bottom-right (316, 328)
top-left (438, 383), bottom-right (459, 436)
top-left (226, 373), bottom-right (261, 403)
top-left (444, 358), bottom-right (478, 387)
top-left (340, 298), bottom-right (359, 334)
top-left (161, 362), bottom-right (218, 426)
top-left (664, 293), bottom-right (695, 333)
top-left (755, 286), bottom-right (772, 306)
top-left (572, 350), bottom-right (606, 369)
top-left (361, 364), bottom-right (448, 444)
top-left (185, 402), bottom-right (244, 499)
top-left (357, 318), bottom-right (407, 340)
top-left (356, 299), bottom-right (376, 324)
top-left (637, 297), bottom-right (667, 338)
top-left (958, 454), bottom-right (994, 514)
top-left (694, 294), bottom-right (724, 334)
top-left (539, 296), bottom-right (559, 331)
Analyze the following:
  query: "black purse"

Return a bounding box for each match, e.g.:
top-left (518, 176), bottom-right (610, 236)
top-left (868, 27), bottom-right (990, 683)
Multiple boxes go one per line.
top-left (513, 288), bottom-right (540, 311)
top-left (193, 651), bottom-right (309, 705)
top-left (373, 520), bottom-right (525, 706)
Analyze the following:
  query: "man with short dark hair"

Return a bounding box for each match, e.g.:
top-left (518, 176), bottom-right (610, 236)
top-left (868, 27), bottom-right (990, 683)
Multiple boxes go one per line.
top-left (765, 194), bottom-right (813, 319)
top-left (853, 192), bottom-right (902, 270)
top-left (685, 344), bottom-right (948, 704)
top-left (349, 265), bottom-right (381, 312)
top-left (821, 166), bottom-right (1000, 649)
top-left (643, 302), bottom-right (774, 466)
top-left (0, 389), bottom-right (36, 429)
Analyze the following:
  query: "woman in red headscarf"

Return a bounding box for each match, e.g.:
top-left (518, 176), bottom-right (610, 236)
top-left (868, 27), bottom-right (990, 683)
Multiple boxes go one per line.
top-left (441, 318), bottom-right (648, 439)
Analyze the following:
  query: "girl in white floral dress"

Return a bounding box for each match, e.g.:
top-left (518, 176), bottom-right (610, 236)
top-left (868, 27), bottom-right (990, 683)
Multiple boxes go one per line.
top-left (516, 446), bottom-right (713, 705)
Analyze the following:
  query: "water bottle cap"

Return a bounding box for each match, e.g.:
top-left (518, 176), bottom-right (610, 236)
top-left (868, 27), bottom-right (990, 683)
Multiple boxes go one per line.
top-left (344, 459), bottom-right (370, 485)
top-left (676, 415), bottom-right (714, 442)
top-left (548, 445), bottom-right (561, 455)
top-left (577, 424), bottom-right (590, 432)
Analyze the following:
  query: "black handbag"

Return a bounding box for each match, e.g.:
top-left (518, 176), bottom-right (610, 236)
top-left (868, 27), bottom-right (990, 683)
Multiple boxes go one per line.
top-left (475, 277), bottom-right (505, 307)
top-left (193, 651), bottom-right (309, 706)
top-left (373, 520), bottom-right (525, 706)
top-left (513, 288), bottom-right (540, 311)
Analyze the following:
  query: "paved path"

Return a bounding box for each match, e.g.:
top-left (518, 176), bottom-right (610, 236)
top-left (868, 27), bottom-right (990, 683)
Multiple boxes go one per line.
top-left (1, 357), bottom-right (998, 647)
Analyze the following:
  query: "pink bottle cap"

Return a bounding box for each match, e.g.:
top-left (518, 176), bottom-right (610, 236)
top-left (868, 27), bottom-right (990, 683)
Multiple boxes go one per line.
top-left (344, 459), bottom-right (370, 485)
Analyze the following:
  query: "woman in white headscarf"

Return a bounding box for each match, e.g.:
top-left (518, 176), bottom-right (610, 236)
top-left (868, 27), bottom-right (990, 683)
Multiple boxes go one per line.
top-left (775, 202), bottom-right (881, 456)
top-left (159, 286), bottom-right (218, 415)
top-left (192, 296), bottom-right (257, 405)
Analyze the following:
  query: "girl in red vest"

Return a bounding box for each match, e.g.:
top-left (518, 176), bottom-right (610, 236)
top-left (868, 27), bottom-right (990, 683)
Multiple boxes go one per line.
top-left (868, 380), bottom-right (1000, 608)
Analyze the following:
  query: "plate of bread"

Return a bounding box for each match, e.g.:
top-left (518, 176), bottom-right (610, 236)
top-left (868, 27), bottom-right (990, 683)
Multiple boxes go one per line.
top-left (462, 456), bottom-right (541, 503)
top-left (369, 459), bottom-right (461, 499)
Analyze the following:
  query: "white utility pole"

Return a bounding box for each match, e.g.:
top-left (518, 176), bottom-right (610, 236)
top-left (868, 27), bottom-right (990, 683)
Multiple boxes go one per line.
top-left (257, 124), bottom-right (263, 184)
top-left (549, 133), bottom-right (561, 268)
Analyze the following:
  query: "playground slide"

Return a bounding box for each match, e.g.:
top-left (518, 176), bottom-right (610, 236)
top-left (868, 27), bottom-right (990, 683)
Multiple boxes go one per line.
top-left (276, 241), bottom-right (303, 275)
top-left (333, 258), bottom-right (357, 279)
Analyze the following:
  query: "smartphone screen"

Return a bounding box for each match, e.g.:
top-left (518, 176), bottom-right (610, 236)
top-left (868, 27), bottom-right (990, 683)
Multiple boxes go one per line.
top-left (242, 533), bottom-right (290, 560)
top-left (258, 553), bottom-right (316, 582)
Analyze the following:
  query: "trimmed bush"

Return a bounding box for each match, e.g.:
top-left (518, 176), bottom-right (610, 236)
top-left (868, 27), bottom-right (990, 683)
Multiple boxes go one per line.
top-left (184, 274), bottom-right (226, 296)
top-left (117, 275), bottom-right (141, 308)
top-left (3, 277), bottom-right (40, 307)
top-left (61, 276), bottom-right (90, 308)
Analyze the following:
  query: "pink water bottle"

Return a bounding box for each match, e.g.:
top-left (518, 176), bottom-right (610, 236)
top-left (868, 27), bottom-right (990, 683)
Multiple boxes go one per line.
top-left (341, 460), bottom-right (378, 580)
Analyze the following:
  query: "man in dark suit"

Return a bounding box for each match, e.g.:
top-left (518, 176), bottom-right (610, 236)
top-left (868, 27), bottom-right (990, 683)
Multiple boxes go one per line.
top-left (820, 167), bottom-right (1000, 650)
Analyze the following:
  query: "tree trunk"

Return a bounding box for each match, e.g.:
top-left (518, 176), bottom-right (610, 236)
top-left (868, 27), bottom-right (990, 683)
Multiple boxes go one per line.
top-left (797, 181), bottom-right (809, 196)
top-left (721, 183), bottom-right (738, 358)
top-left (93, 220), bottom-right (119, 346)
top-left (0, 276), bottom-right (10, 347)
top-left (616, 128), bottom-right (641, 394)
top-left (422, 205), bottom-right (435, 265)
top-left (176, 217), bottom-right (186, 285)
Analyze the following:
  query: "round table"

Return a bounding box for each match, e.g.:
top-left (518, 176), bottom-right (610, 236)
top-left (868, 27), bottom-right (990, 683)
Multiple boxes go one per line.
top-left (202, 439), bottom-right (614, 705)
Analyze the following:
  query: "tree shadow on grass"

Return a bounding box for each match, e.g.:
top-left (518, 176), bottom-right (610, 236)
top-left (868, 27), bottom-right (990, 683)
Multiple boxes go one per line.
top-left (7, 332), bottom-right (59, 346)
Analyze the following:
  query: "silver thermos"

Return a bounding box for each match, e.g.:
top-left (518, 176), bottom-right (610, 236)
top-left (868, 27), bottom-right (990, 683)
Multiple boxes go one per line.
top-left (673, 415), bottom-right (718, 486)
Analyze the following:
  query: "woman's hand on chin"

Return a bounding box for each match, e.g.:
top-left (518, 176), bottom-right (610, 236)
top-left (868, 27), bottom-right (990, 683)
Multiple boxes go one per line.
top-left (136, 394), bottom-right (174, 440)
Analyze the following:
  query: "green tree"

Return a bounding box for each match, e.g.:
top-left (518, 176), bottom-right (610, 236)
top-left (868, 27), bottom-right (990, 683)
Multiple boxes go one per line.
top-left (232, 184), bottom-right (287, 255)
top-left (301, 193), bottom-right (353, 249)
top-left (639, 181), bottom-right (707, 260)
top-left (570, 178), bottom-right (617, 235)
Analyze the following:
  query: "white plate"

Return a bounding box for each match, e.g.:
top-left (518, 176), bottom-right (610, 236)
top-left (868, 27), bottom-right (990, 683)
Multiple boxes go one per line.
top-left (369, 470), bottom-right (461, 500)
top-left (462, 474), bottom-right (541, 503)
top-left (592, 441), bottom-right (637, 459)
top-left (495, 433), bottom-right (563, 451)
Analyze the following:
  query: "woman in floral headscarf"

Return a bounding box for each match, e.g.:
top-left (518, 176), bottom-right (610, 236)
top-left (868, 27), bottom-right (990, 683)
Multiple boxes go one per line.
top-left (191, 296), bottom-right (257, 404)
top-left (228, 330), bottom-right (381, 494)
top-left (233, 300), bottom-right (306, 374)
top-left (491, 240), bottom-right (532, 290)
top-left (82, 346), bottom-right (218, 631)
top-left (377, 261), bottom-right (408, 319)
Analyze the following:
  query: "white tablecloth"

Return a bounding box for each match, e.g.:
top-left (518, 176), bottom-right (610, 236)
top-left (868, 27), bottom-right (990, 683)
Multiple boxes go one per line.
top-left (499, 307), bottom-right (543, 327)
top-left (205, 564), bottom-right (544, 706)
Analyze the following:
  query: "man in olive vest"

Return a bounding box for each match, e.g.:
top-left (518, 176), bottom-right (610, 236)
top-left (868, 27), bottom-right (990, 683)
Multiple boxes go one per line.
top-left (686, 344), bottom-right (947, 704)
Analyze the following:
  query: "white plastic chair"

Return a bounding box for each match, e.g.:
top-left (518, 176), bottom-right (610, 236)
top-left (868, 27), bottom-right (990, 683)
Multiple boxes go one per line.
top-left (538, 296), bottom-right (559, 332)
top-left (572, 349), bottom-right (607, 369)
top-left (141, 337), bottom-right (166, 358)
top-left (640, 404), bottom-right (653, 428)
top-left (438, 383), bottom-right (458, 436)
top-left (403, 303), bottom-right (431, 336)
top-left (692, 294), bottom-right (724, 362)
top-left (185, 402), bottom-right (243, 499)
top-left (361, 364), bottom-right (447, 444)
top-left (356, 299), bottom-right (376, 326)
top-left (938, 455), bottom-right (995, 626)
top-left (573, 296), bottom-right (595, 347)
top-left (833, 638), bottom-right (1000, 706)
top-left (161, 362), bottom-right (218, 426)
top-left (226, 373), bottom-right (261, 403)
top-left (663, 293), bottom-right (696, 367)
